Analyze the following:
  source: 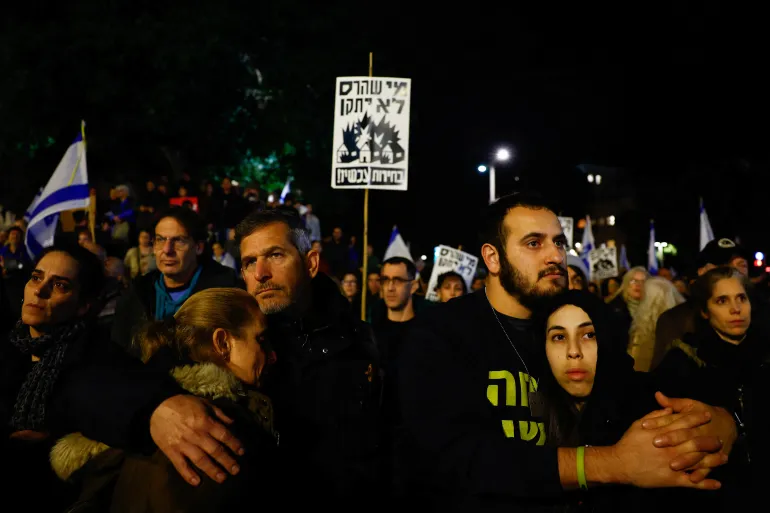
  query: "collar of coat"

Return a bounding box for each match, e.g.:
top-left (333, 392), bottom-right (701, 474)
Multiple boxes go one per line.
top-left (50, 362), bottom-right (243, 481)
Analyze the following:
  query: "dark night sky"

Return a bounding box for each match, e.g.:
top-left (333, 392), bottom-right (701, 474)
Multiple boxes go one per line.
top-left (3, 2), bottom-right (769, 272)
top-left (336, 2), bottom-right (770, 271)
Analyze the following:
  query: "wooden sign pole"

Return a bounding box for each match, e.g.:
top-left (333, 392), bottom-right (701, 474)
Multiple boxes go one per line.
top-left (361, 52), bottom-right (373, 322)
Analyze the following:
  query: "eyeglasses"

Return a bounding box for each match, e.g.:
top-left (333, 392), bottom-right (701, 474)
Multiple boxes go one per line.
top-left (153, 235), bottom-right (192, 251)
top-left (380, 277), bottom-right (412, 287)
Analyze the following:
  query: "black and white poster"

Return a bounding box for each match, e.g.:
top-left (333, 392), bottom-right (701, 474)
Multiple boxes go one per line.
top-left (558, 217), bottom-right (574, 249)
top-left (425, 245), bottom-right (479, 302)
top-left (331, 77), bottom-right (411, 190)
top-left (588, 247), bottom-right (619, 282)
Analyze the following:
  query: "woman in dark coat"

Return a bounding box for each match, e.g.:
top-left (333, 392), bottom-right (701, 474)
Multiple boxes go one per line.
top-left (654, 267), bottom-right (770, 510)
top-left (0, 243), bottom-right (107, 509)
top-left (52, 287), bottom-right (279, 512)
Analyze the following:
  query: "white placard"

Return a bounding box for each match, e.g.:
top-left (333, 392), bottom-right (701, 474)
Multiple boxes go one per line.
top-left (588, 247), bottom-right (619, 282)
top-left (331, 77), bottom-right (411, 190)
top-left (558, 217), bottom-right (574, 248)
top-left (425, 245), bottom-right (479, 302)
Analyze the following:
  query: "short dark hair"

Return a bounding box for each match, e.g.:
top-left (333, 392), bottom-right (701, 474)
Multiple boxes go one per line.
top-left (479, 191), bottom-right (557, 254)
top-left (155, 207), bottom-right (206, 243)
top-left (235, 209), bottom-right (311, 255)
top-left (691, 266), bottom-right (748, 315)
top-left (382, 257), bottom-right (417, 281)
top-left (35, 243), bottom-right (106, 304)
top-left (7, 226), bottom-right (24, 238)
top-left (435, 271), bottom-right (467, 293)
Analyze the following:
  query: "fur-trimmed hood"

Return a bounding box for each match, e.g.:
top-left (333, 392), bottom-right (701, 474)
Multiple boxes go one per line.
top-left (50, 362), bottom-right (254, 481)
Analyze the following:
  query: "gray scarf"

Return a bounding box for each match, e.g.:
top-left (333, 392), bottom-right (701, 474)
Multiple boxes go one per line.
top-left (8, 321), bottom-right (85, 432)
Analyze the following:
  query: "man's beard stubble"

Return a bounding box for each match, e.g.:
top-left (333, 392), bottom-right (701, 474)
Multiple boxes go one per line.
top-left (498, 251), bottom-right (567, 310)
top-left (250, 274), bottom-right (312, 316)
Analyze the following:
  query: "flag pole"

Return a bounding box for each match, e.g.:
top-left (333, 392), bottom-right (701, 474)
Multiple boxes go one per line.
top-left (361, 52), bottom-right (373, 322)
top-left (81, 121), bottom-right (96, 242)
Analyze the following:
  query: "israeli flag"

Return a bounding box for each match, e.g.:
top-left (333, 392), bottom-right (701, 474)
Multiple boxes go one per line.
top-left (579, 216), bottom-right (595, 278)
top-left (699, 198), bottom-right (715, 251)
top-left (280, 176), bottom-right (293, 203)
top-left (648, 220), bottom-right (658, 275)
top-left (383, 226), bottom-right (413, 262)
top-left (619, 244), bottom-right (631, 270)
top-left (25, 123), bottom-right (89, 259)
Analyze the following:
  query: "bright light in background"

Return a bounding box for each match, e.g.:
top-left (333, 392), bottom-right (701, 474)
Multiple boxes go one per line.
top-left (575, 242), bottom-right (583, 250)
top-left (568, 249), bottom-right (578, 256)
top-left (267, 194), bottom-right (275, 203)
top-left (608, 215), bottom-right (616, 226)
top-left (477, 165), bottom-right (487, 173)
top-left (595, 175), bottom-right (602, 185)
top-left (756, 252), bottom-right (765, 261)
top-left (495, 148), bottom-right (511, 162)
top-left (420, 255), bottom-right (427, 261)
top-left (231, 180), bottom-right (240, 187)
top-left (654, 242), bottom-right (669, 248)
top-left (587, 174), bottom-right (594, 183)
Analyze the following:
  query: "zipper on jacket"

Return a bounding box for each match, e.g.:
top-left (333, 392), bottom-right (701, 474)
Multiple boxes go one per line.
top-left (736, 384), bottom-right (750, 464)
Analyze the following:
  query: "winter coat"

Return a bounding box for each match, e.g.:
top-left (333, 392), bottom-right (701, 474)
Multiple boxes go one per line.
top-left (52, 361), bottom-right (278, 513)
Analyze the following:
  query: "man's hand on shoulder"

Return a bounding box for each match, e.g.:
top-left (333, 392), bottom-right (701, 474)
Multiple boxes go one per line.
top-left (150, 395), bottom-right (245, 486)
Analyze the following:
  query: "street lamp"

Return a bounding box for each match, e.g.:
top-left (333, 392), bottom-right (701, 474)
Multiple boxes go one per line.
top-left (481, 147), bottom-right (514, 204)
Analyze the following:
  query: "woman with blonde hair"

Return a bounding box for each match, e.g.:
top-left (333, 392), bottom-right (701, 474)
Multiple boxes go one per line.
top-left (627, 277), bottom-right (685, 371)
top-left (51, 288), bottom-right (278, 512)
top-left (606, 266), bottom-right (649, 349)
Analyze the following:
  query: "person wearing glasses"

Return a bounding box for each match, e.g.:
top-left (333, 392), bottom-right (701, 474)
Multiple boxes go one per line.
top-left (372, 256), bottom-right (421, 504)
top-left (112, 207), bottom-right (238, 356)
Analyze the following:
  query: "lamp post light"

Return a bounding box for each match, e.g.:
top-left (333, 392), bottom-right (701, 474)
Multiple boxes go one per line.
top-left (479, 147), bottom-right (512, 204)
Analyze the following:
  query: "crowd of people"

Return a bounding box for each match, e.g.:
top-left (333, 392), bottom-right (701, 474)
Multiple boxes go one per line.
top-left (0, 183), bottom-right (766, 512)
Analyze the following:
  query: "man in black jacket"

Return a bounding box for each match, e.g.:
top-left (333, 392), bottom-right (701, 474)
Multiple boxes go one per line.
top-left (112, 207), bottom-right (238, 354)
top-left (398, 192), bottom-right (738, 512)
top-left (235, 209), bottom-right (381, 507)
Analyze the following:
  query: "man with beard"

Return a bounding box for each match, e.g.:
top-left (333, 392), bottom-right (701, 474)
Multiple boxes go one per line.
top-left (398, 192), bottom-right (737, 511)
top-left (235, 209), bottom-right (381, 508)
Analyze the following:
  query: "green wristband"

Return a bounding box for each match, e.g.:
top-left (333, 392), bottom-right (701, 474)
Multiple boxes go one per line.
top-left (576, 446), bottom-right (588, 490)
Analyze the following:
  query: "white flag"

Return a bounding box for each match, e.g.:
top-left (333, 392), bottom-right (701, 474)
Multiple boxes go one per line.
top-left (648, 221), bottom-right (658, 275)
top-left (699, 200), bottom-right (715, 251)
top-left (383, 226), bottom-right (413, 262)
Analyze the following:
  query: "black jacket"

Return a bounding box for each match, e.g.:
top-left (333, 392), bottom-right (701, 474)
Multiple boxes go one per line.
top-left (0, 322), bottom-right (181, 509)
top-left (262, 273), bottom-right (381, 508)
top-left (111, 262), bottom-right (239, 354)
top-left (654, 325), bottom-right (770, 508)
top-left (607, 294), bottom-right (633, 350)
top-left (399, 291), bottom-right (570, 512)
